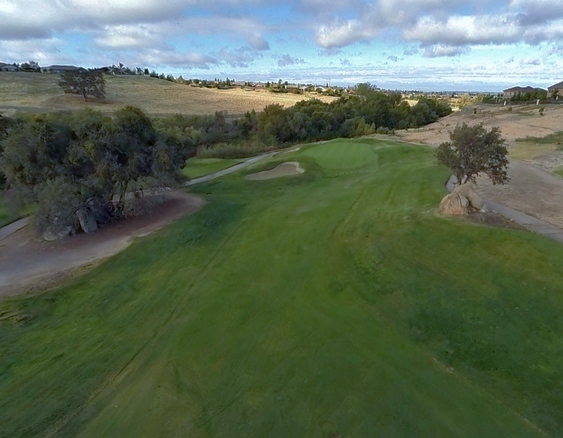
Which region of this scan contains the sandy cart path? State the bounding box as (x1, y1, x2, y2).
(475, 160, 563, 229)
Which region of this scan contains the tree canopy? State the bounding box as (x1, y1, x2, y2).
(436, 123, 509, 185)
(58, 69, 106, 101)
(1, 107, 193, 233)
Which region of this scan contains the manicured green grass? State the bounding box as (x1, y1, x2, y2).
(2, 139, 563, 436)
(182, 157, 246, 179)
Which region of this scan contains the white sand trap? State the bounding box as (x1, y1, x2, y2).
(245, 161, 305, 180)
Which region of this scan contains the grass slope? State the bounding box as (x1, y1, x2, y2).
(0, 72, 334, 117)
(2, 139, 563, 436)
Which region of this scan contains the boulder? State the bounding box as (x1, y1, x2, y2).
(86, 198, 111, 224)
(43, 225, 74, 241)
(439, 192, 469, 216)
(76, 207, 98, 233)
(453, 184, 485, 211)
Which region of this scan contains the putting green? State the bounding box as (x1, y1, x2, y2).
(301, 138, 383, 169)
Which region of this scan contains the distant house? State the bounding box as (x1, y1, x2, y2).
(502, 86, 546, 100)
(503, 86, 535, 98)
(0, 62, 19, 72)
(41, 65, 80, 74)
(548, 81, 563, 99)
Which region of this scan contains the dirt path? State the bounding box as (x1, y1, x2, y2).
(475, 160, 563, 229)
(0, 191, 204, 298)
(185, 151, 277, 185)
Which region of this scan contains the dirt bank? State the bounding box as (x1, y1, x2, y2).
(0, 191, 204, 298)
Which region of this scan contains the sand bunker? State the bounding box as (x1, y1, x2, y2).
(245, 161, 304, 180)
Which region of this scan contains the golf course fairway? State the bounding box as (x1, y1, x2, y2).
(2, 138, 563, 437)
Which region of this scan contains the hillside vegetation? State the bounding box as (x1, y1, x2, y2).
(1, 139, 562, 436)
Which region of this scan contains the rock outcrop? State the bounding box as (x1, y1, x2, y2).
(76, 207, 98, 233)
(87, 197, 111, 225)
(42, 225, 74, 241)
(439, 192, 469, 216)
(453, 184, 486, 211)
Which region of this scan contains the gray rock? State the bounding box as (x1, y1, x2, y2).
(76, 207, 98, 233)
(453, 183, 485, 210)
(43, 225, 74, 241)
(87, 198, 111, 224)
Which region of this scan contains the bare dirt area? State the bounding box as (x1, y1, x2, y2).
(396, 104, 563, 147)
(396, 104, 563, 230)
(0, 191, 204, 298)
(475, 161, 563, 228)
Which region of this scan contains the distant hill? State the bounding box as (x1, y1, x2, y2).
(0, 72, 335, 117)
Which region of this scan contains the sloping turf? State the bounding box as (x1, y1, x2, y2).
(1, 139, 563, 436)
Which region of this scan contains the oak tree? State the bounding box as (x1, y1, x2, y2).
(58, 69, 106, 101)
(436, 123, 509, 185)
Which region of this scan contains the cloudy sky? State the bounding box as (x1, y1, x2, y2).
(1, 0, 562, 91)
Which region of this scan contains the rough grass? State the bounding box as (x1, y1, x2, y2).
(510, 131, 563, 159)
(0, 73, 334, 117)
(2, 139, 563, 436)
(181, 158, 245, 179)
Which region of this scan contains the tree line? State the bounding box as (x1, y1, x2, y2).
(155, 85, 451, 156)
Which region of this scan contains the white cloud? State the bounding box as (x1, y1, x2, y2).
(213, 46, 264, 68)
(179, 17, 269, 50)
(94, 25, 165, 49)
(405, 15, 521, 46)
(423, 44, 470, 58)
(0, 38, 73, 65)
(511, 0, 563, 25)
(137, 49, 219, 69)
(277, 54, 305, 67)
(316, 20, 380, 49)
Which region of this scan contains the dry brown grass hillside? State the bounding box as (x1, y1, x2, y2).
(397, 103, 563, 163)
(0, 72, 335, 117)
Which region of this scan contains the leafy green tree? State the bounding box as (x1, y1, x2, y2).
(436, 123, 509, 185)
(0, 113, 19, 188)
(1, 107, 192, 234)
(20, 60, 40, 72)
(58, 69, 106, 101)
